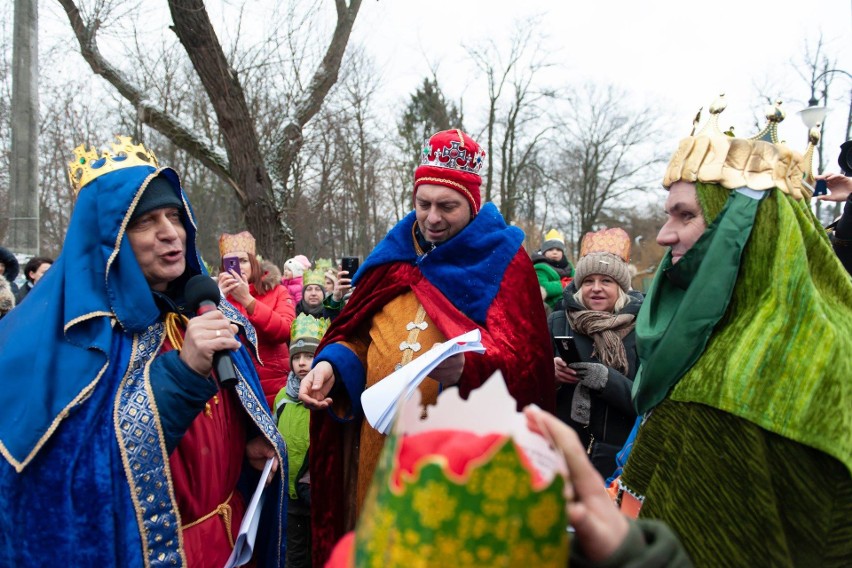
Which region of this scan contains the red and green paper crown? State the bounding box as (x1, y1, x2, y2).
(329, 372, 570, 567)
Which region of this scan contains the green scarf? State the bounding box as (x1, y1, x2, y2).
(632, 188, 763, 413)
(635, 182, 852, 473)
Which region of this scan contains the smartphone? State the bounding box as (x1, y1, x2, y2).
(553, 336, 581, 364)
(223, 256, 241, 277)
(341, 256, 360, 276)
(814, 178, 828, 197)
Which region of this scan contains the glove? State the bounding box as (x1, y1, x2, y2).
(568, 362, 608, 391)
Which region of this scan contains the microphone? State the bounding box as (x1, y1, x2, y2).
(185, 274, 239, 388)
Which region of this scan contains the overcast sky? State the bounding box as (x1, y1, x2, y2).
(37, 0, 852, 170)
(348, 0, 851, 165)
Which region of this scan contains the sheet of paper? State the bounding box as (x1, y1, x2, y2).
(399, 371, 568, 484)
(223, 457, 274, 568)
(361, 329, 486, 434)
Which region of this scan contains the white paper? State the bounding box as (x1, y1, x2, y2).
(360, 329, 486, 434)
(223, 457, 274, 568)
(398, 371, 567, 484)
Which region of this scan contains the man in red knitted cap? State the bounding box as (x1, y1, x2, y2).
(299, 128, 556, 566)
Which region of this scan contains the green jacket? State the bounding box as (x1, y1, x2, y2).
(274, 386, 310, 499)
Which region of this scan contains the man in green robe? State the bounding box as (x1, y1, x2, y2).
(621, 102, 852, 566)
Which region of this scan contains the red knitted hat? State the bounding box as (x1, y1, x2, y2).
(414, 129, 485, 216)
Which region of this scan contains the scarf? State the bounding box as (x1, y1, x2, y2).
(567, 307, 635, 426)
(298, 299, 325, 318)
(567, 310, 635, 374)
(285, 370, 301, 400)
(632, 187, 763, 414)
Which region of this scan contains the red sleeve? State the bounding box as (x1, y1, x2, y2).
(247, 286, 295, 343)
(414, 250, 556, 412)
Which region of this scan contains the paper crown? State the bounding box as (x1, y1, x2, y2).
(543, 229, 564, 244)
(303, 269, 326, 288)
(338, 373, 569, 567)
(67, 135, 159, 195)
(291, 313, 330, 343)
(314, 258, 333, 273)
(579, 227, 631, 262)
(663, 95, 810, 199)
(218, 231, 256, 257)
(414, 129, 485, 215)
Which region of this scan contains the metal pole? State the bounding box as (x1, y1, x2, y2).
(8, 0, 39, 256)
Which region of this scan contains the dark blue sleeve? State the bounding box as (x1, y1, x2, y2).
(149, 350, 219, 454)
(313, 342, 365, 422)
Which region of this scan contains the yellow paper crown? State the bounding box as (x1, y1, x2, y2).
(67, 135, 159, 195)
(303, 269, 326, 288)
(290, 313, 330, 344)
(580, 228, 631, 262)
(543, 229, 564, 244)
(218, 231, 256, 257)
(663, 95, 809, 199)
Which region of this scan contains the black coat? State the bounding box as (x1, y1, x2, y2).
(547, 284, 643, 478)
(0, 247, 19, 295)
(831, 196, 852, 276)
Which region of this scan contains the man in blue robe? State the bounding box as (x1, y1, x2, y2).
(0, 137, 287, 567)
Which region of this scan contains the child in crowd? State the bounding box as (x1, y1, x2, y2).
(532, 228, 575, 312)
(282, 258, 306, 302)
(274, 313, 330, 568)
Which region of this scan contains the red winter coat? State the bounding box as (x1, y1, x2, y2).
(228, 283, 296, 409)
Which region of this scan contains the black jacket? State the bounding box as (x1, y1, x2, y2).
(831, 196, 852, 276)
(0, 247, 19, 296)
(547, 284, 643, 478)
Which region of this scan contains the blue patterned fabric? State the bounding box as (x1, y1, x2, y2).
(0, 165, 287, 566)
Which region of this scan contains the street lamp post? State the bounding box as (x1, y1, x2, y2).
(797, 68, 851, 223)
(797, 68, 852, 137)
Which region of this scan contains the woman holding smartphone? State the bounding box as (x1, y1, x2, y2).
(547, 228, 642, 478)
(218, 231, 296, 410)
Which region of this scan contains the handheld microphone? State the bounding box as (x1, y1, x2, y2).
(185, 274, 239, 388)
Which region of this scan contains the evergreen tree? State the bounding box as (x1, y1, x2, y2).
(398, 78, 463, 175)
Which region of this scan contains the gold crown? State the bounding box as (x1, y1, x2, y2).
(68, 135, 159, 195)
(663, 94, 810, 200)
(219, 231, 256, 257)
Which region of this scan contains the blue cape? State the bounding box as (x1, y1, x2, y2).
(355, 202, 524, 324)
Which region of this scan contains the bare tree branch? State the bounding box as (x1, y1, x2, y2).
(57, 0, 237, 192)
(273, 0, 363, 195)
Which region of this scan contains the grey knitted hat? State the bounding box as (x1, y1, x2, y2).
(573, 252, 631, 292)
(131, 176, 183, 221)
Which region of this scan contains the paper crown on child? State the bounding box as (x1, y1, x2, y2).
(579, 227, 631, 262)
(541, 228, 566, 253)
(290, 313, 330, 357)
(218, 231, 256, 257)
(302, 269, 326, 288)
(327, 372, 569, 567)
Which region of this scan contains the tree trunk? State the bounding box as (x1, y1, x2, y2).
(167, 0, 288, 263)
(59, 0, 362, 266)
